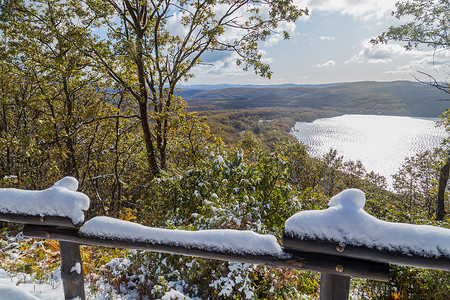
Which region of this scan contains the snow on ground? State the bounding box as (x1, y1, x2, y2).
(80, 216, 286, 257)
(161, 289, 191, 300)
(285, 189, 450, 258)
(0, 284, 42, 300)
(0, 267, 191, 300)
(0, 268, 64, 300)
(0, 177, 90, 225)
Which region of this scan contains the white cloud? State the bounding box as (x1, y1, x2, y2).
(168, 3, 297, 49)
(319, 36, 335, 41)
(166, 11, 189, 36)
(346, 39, 424, 64)
(303, 0, 397, 20)
(386, 50, 450, 77)
(265, 21, 297, 47)
(258, 49, 273, 64)
(197, 52, 242, 76)
(315, 60, 336, 68)
(193, 48, 274, 80)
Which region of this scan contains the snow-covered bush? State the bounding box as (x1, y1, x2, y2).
(140, 149, 301, 235)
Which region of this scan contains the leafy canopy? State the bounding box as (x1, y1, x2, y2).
(375, 0, 449, 50)
(374, 0, 449, 95)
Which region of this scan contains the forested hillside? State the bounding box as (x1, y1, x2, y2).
(182, 81, 448, 116)
(179, 81, 449, 145)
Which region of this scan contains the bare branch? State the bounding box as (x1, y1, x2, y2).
(413, 71, 450, 96)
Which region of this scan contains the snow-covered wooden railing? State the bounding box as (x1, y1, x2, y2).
(284, 189, 450, 271)
(0, 177, 89, 299)
(284, 189, 450, 298)
(0, 177, 88, 227)
(1, 178, 449, 300)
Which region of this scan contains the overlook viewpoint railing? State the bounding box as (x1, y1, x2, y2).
(0, 177, 449, 300)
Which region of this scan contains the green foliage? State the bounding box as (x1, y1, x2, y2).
(379, 0, 450, 50)
(0, 237, 61, 283)
(140, 147, 300, 234)
(167, 98, 219, 172)
(392, 149, 443, 220)
(93, 251, 320, 299)
(354, 266, 450, 300)
(374, 0, 449, 94)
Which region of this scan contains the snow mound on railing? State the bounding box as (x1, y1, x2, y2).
(0, 177, 89, 225)
(80, 216, 286, 258)
(285, 188, 450, 258)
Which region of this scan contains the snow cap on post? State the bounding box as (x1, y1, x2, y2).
(0, 177, 90, 226)
(52, 176, 79, 191)
(284, 188, 450, 259)
(328, 188, 366, 210)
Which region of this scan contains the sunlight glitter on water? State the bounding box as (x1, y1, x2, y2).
(292, 114, 448, 184)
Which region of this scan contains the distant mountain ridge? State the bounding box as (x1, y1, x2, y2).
(179, 82, 344, 90)
(180, 81, 449, 117)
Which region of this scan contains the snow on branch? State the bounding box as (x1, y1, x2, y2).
(80, 216, 286, 258)
(0, 177, 90, 225)
(285, 189, 450, 259)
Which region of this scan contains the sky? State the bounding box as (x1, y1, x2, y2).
(187, 0, 450, 85)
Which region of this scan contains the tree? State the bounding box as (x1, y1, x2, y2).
(0, 0, 147, 216)
(374, 0, 449, 220)
(437, 109, 450, 220)
(68, 0, 307, 177)
(0, 0, 109, 178)
(392, 150, 441, 218)
(373, 0, 449, 94)
(321, 149, 343, 196)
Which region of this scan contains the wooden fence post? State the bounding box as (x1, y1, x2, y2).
(320, 272, 350, 300)
(59, 241, 85, 300)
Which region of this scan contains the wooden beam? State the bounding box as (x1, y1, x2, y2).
(0, 212, 79, 227)
(59, 241, 86, 300)
(286, 248, 389, 281)
(283, 235, 450, 271)
(22, 225, 390, 281)
(320, 273, 350, 300)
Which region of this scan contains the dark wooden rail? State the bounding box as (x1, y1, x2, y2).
(0, 212, 79, 228)
(22, 224, 391, 281)
(283, 235, 450, 271)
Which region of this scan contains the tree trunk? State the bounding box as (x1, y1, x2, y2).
(320, 273, 350, 300)
(132, 4, 161, 177)
(139, 101, 160, 177)
(436, 152, 450, 221)
(59, 241, 85, 300)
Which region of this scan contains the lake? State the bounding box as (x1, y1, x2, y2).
(292, 114, 448, 183)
